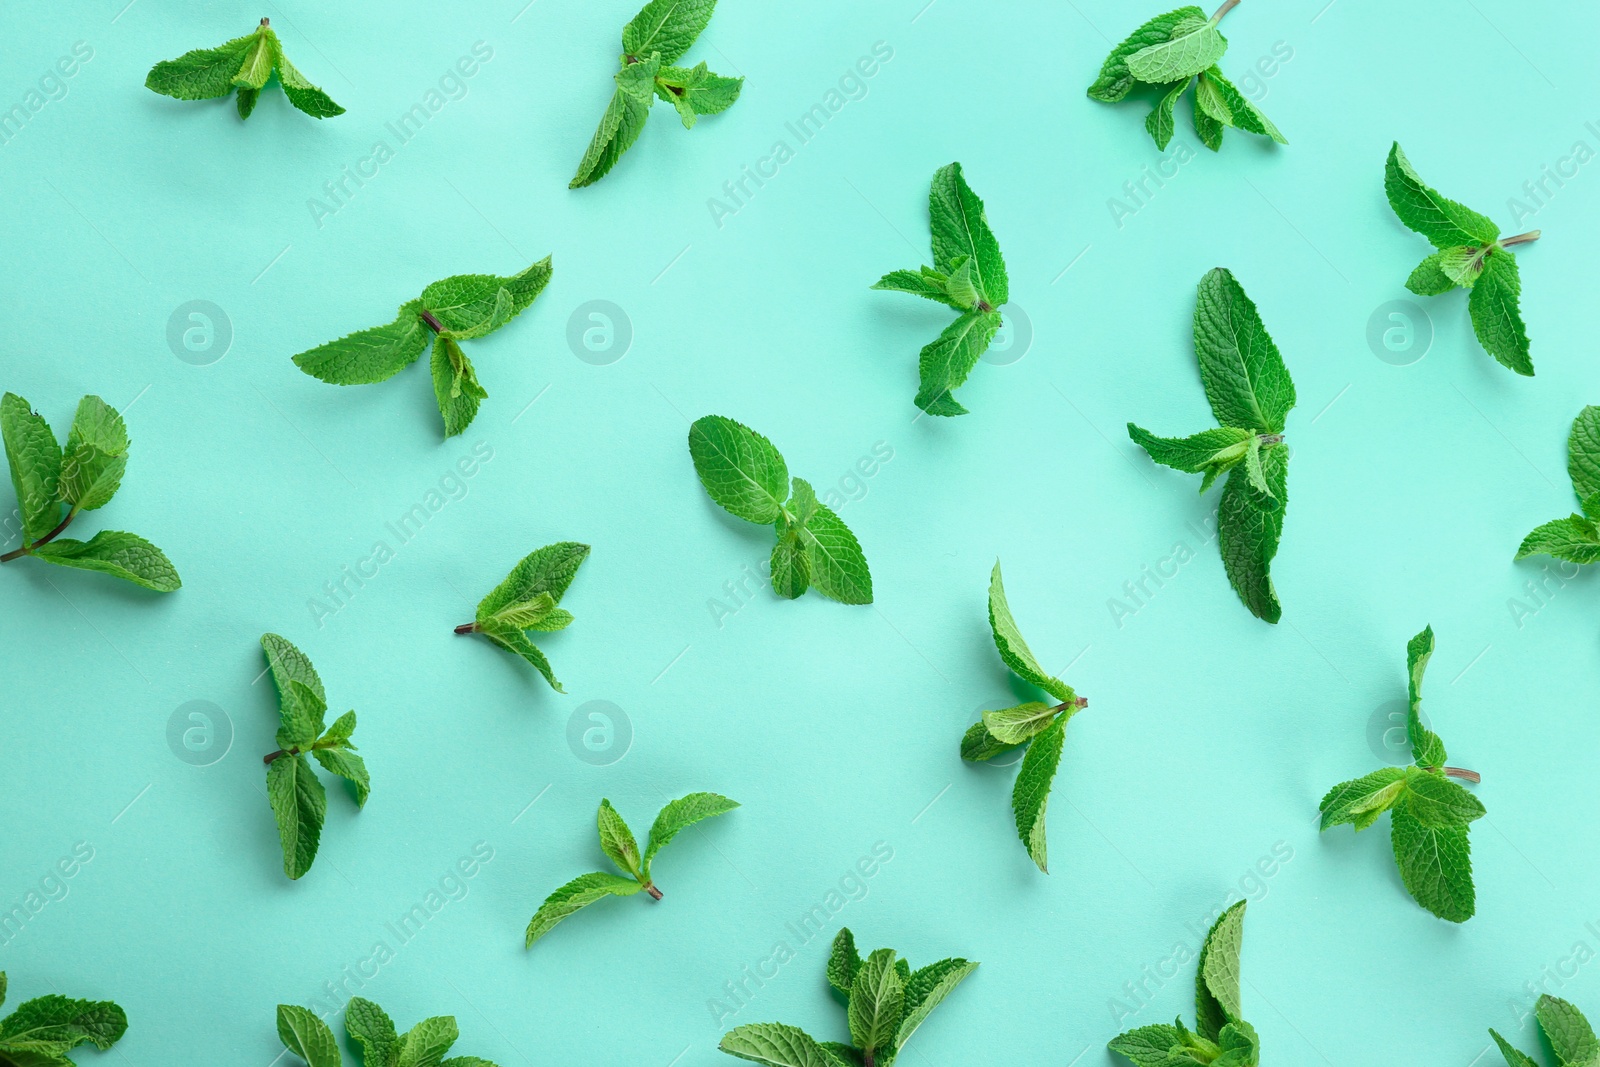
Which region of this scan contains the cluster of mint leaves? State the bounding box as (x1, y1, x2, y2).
(0, 393, 180, 592)
(292, 258, 553, 437)
(571, 0, 743, 188)
(1386, 142, 1539, 375)
(276, 998, 500, 1067)
(456, 541, 589, 691)
(1516, 406, 1600, 565)
(688, 415, 872, 604)
(146, 18, 343, 120)
(720, 928, 977, 1067)
(526, 792, 738, 947)
(872, 163, 1011, 416)
(1088, 3, 1286, 153)
(960, 562, 1087, 873)
(1127, 268, 1295, 623)
(0, 973, 127, 1067)
(261, 633, 370, 881)
(1319, 626, 1484, 922)
(1491, 994, 1599, 1067)
(1109, 901, 1258, 1067)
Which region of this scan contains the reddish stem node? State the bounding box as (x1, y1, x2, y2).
(454, 622, 478, 635)
(1443, 766, 1481, 784)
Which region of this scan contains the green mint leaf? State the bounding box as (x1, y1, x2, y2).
(959, 719, 1019, 763)
(928, 163, 1008, 307)
(1405, 252, 1457, 296)
(1213, 1021, 1260, 1067)
(277, 1004, 341, 1067)
(313, 746, 370, 808)
(145, 32, 257, 100)
(524, 872, 642, 948)
(642, 791, 739, 876)
(430, 334, 487, 438)
(419, 275, 521, 338)
(689, 415, 789, 525)
(1194, 268, 1295, 435)
(1405, 626, 1445, 767)
(1318, 767, 1406, 830)
(655, 61, 742, 127)
(1568, 407, 1600, 500)
(480, 591, 557, 630)
(1390, 801, 1475, 922)
(982, 702, 1061, 746)
(622, 0, 715, 64)
(1128, 424, 1252, 478)
(597, 799, 643, 878)
(397, 1016, 459, 1067)
(895, 958, 977, 1050)
(1145, 80, 1188, 150)
(770, 523, 810, 600)
(1109, 1023, 1185, 1067)
(479, 620, 564, 691)
(0, 993, 128, 1051)
(1195, 900, 1245, 1041)
(345, 997, 399, 1067)
(988, 561, 1074, 702)
(476, 541, 589, 623)
(719, 1023, 843, 1067)
(1194, 68, 1228, 124)
(1217, 445, 1287, 623)
(320, 709, 357, 747)
(147, 22, 340, 119)
(232, 29, 273, 89)
(847, 949, 905, 1057)
(915, 308, 1002, 416)
(1, 392, 63, 545)
(1125, 14, 1227, 83)
(1404, 769, 1485, 828)
(33, 531, 181, 592)
(943, 257, 980, 310)
(1241, 434, 1273, 505)
(293, 301, 431, 385)
(261, 632, 325, 706)
(570, 64, 656, 189)
(871, 269, 969, 311)
(795, 492, 872, 605)
(1488, 1029, 1539, 1067)
(58, 396, 129, 512)
(267, 753, 326, 880)
(1198, 67, 1286, 143)
(1537, 996, 1600, 1066)
(1468, 251, 1532, 375)
(271, 38, 345, 118)
(1516, 516, 1600, 563)
(1193, 89, 1224, 151)
(826, 929, 862, 997)
(1439, 245, 1491, 288)
(1384, 142, 1501, 248)
(1012, 714, 1066, 873)
(278, 679, 327, 750)
(1088, 7, 1206, 101)
(236, 86, 261, 119)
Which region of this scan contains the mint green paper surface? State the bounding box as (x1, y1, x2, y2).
(2, 1, 1598, 1063)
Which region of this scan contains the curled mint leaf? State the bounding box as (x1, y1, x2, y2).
(146, 19, 343, 119)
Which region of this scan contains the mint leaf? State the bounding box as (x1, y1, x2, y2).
(278, 679, 327, 750)
(1405, 625, 1445, 767)
(145, 33, 256, 99)
(1, 392, 62, 545)
(1198, 67, 1286, 143)
(1439, 244, 1491, 288)
(796, 493, 872, 605)
(720, 1023, 843, 1067)
(1385, 142, 1500, 248)
(689, 416, 789, 524)
(524, 872, 643, 947)
(1196, 901, 1245, 1040)
(1570, 407, 1600, 500)
(959, 719, 1019, 763)
(1318, 767, 1406, 830)
(1489, 1029, 1540, 1067)
(1112, 905, 1256, 1066)
(847, 949, 904, 1058)
(1518, 409, 1600, 564)
(1216, 445, 1287, 623)
(32, 531, 181, 592)
(1125, 14, 1227, 83)
(827, 929, 862, 997)
(1405, 253, 1457, 296)
(1404, 770, 1485, 828)
(870, 269, 969, 311)
(147, 21, 341, 119)
(598, 799, 643, 878)
(771, 521, 810, 599)
(465, 542, 588, 689)
(987, 561, 1073, 702)
(1128, 424, 1252, 481)
(1538, 996, 1600, 1066)
(277, 1005, 341, 1067)
(981, 702, 1060, 746)
(338, 1000, 502, 1067)
(313, 745, 370, 808)
(1012, 714, 1066, 873)
(1391, 802, 1475, 922)
(1468, 251, 1532, 375)
(0, 990, 129, 1053)
(271, 39, 344, 118)
(267, 754, 326, 881)
(641, 791, 739, 876)
(429, 334, 487, 438)
(1193, 89, 1224, 151)
(1516, 517, 1600, 563)
(1146, 79, 1188, 150)
(915, 308, 1003, 417)
(1194, 268, 1295, 434)
(622, 0, 715, 64)
(479, 621, 564, 691)
(1088, 7, 1206, 102)
(655, 61, 742, 127)
(896, 959, 977, 1049)
(929, 163, 1008, 307)
(1108, 1023, 1185, 1067)
(293, 301, 431, 385)
(346, 997, 399, 1067)
(397, 1015, 459, 1067)
(571, 83, 653, 189)
(58, 397, 128, 512)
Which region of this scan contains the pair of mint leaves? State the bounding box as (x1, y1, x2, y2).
(146, 18, 343, 120)
(1319, 626, 1484, 922)
(276, 998, 499, 1067)
(0, 973, 127, 1067)
(872, 163, 1011, 416)
(1088, 4, 1286, 152)
(1109, 902, 1258, 1067)
(571, 0, 743, 188)
(456, 541, 588, 692)
(1387, 143, 1539, 375)
(1518, 407, 1600, 565)
(1492, 995, 1600, 1067)
(960, 562, 1086, 873)
(719, 928, 977, 1067)
(292, 258, 553, 437)
(526, 792, 738, 947)
(1128, 268, 1294, 623)
(0, 393, 180, 592)
(689, 416, 873, 604)
(261, 634, 370, 881)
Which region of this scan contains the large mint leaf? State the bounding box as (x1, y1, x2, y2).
(928, 163, 1008, 306)
(1195, 900, 1245, 1040)
(1385, 143, 1500, 248)
(1012, 714, 1066, 873)
(293, 302, 431, 385)
(719, 1023, 845, 1067)
(1, 392, 63, 545)
(145, 33, 256, 100)
(476, 542, 590, 621)
(268, 753, 326, 880)
(1468, 251, 1532, 376)
(525, 872, 642, 947)
(1125, 15, 1227, 84)
(33, 531, 181, 592)
(1390, 800, 1474, 922)
(1216, 446, 1287, 622)
(1087, 7, 1206, 101)
(622, 0, 715, 64)
(642, 792, 738, 876)
(915, 308, 1002, 416)
(277, 1005, 341, 1067)
(988, 561, 1073, 702)
(688, 415, 789, 524)
(1193, 268, 1295, 434)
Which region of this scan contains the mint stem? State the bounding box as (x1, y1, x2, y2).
(420, 309, 444, 333)
(260, 16, 270, 26)
(1501, 230, 1541, 247)
(454, 622, 479, 634)
(977, 300, 994, 313)
(1211, 0, 1240, 21)
(1055, 697, 1089, 712)
(0, 509, 77, 562)
(264, 747, 297, 765)
(1443, 766, 1481, 783)
(643, 881, 663, 900)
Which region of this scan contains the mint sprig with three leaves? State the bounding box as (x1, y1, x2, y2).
(1517, 407, 1600, 565)
(455, 541, 588, 691)
(525, 792, 738, 947)
(1386, 142, 1540, 375)
(292, 257, 553, 437)
(260, 633, 370, 881)
(1319, 626, 1484, 923)
(0, 972, 128, 1067)
(688, 415, 872, 604)
(1, 393, 180, 592)
(1489, 994, 1599, 1067)
(960, 562, 1087, 873)
(275, 998, 503, 1067)
(872, 163, 1011, 416)
(1127, 268, 1295, 623)
(146, 18, 343, 121)
(1109, 901, 1258, 1067)
(570, 0, 743, 188)
(1087, 2, 1286, 153)
(720, 928, 977, 1067)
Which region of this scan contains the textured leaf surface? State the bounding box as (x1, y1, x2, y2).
(797, 499, 872, 605)
(524, 872, 642, 947)
(313, 747, 370, 807)
(570, 70, 654, 188)
(1125, 15, 1227, 84)
(1385, 143, 1500, 247)
(292, 302, 430, 385)
(1145, 80, 1188, 149)
(1087, 7, 1206, 101)
(277, 1004, 341, 1067)
(1468, 251, 1532, 375)
(622, 0, 715, 64)
(1405, 626, 1445, 767)
(928, 163, 1008, 305)
(642, 792, 738, 875)
(988, 561, 1073, 701)
(1537, 995, 1599, 1066)
(1318, 767, 1406, 830)
(1193, 268, 1295, 434)
(688, 416, 789, 524)
(345, 997, 399, 1067)
(1216, 446, 1287, 622)
(1515, 516, 1600, 563)
(1012, 715, 1066, 873)
(1, 392, 63, 545)
(477, 542, 590, 621)
(1405, 252, 1457, 296)
(1196, 901, 1245, 1040)
(896, 958, 976, 1048)
(1390, 801, 1475, 921)
(826, 929, 862, 997)
(145, 33, 255, 100)
(719, 1023, 843, 1067)
(33, 531, 181, 592)
(597, 799, 642, 878)
(0, 994, 127, 1051)
(847, 949, 904, 1056)
(914, 308, 1002, 416)
(58, 396, 128, 512)
(268, 754, 326, 880)
(479, 621, 563, 691)
(1108, 1023, 1184, 1067)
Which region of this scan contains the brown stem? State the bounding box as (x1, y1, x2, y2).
(454, 622, 478, 634)
(264, 749, 287, 764)
(977, 300, 994, 314)
(1211, 0, 1240, 21)
(643, 882, 663, 900)
(1443, 766, 1481, 784)
(260, 17, 270, 26)
(420, 309, 444, 333)
(1055, 697, 1089, 712)
(1501, 230, 1541, 247)
(0, 510, 76, 562)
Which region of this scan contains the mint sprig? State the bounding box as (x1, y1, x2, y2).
(1386, 142, 1539, 375)
(1109, 902, 1258, 1067)
(456, 541, 589, 691)
(292, 258, 553, 437)
(1517, 407, 1600, 565)
(872, 163, 1010, 416)
(960, 561, 1087, 873)
(525, 792, 738, 947)
(1489, 994, 1599, 1067)
(1319, 626, 1484, 922)
(688, 416, 872, 604)
(260, 633, 369, 881)
(0, 972, 128, 1065)
(1088, 3, 1286, 153)
(146, 18, 343, 120)
(0, 392, 181, 592)
(720, 928, 977, 1067)
(276, 997, 504, 1067)
(571, 0, 743, 188)
(1127, 268, 1295, 623)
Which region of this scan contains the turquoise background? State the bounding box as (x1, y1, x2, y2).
(2, 0, 1599, 1062)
